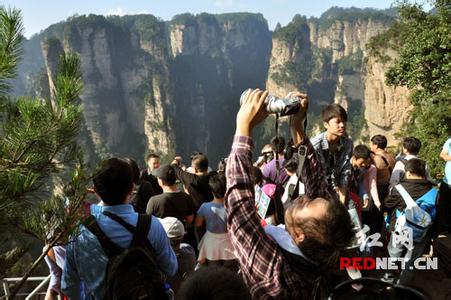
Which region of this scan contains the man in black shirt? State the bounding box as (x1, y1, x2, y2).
(140, 153, 163, 195)
(171, 153, 213, 210)
(146, 164, 195, 225)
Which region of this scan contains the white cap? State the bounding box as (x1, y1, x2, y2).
(160, 217, 185, 239)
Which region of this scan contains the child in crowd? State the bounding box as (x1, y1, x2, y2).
(194, 174, 237, 269)
(160, 217, 196, 295)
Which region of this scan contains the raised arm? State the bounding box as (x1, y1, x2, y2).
(288, 92, 333, 200)
(172, 163, 198, 186)
(225, 89, 282, 285)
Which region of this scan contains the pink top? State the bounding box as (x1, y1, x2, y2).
(363, 165, 380, 209)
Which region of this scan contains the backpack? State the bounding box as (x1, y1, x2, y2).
(84, 212, 169, 300)
(375, 153, 393, 174)
(394, 185, 438, 242)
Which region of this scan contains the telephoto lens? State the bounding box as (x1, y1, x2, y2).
(240, 89, 301, 116)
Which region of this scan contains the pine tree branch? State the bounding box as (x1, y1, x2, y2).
(9, 231, 63, 298)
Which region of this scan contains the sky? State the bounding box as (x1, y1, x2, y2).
(3, 0, 405, 39)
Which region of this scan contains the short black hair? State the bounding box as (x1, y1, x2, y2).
(405, 158, 426, 178)
(123, 157, 140, 184)
(146, 153, 160, 161)
(271, 136, 285, 154)
(193, 154, 209, 172)
(284, 159, 298, 173)
(93, 158, 134, 205)
(160, 171, 176, 186)
(178, 267, 251, 300)
(209, 173, 226, 199)
(370, 135, 388, 149)
(353, 144, 371, 160)
(190, 151, 202, 160)
(403, 137, 421, 155)
(321, 104, 348, 123)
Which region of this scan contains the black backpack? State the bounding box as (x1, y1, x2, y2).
(84, 212, 168, 300)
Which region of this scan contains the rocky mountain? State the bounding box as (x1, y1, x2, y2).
(12, 8, 410, 166)
(266, 7, 411, 145)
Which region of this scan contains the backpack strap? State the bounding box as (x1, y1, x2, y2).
(103, 211, 137, 232)
(376, 154, 392, 173)
(103, 211, 156, 252)
(394, 184, 417, 209)
(83, 215, 122, 257)
(133, 214, 154, 249)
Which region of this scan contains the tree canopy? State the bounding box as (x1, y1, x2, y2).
(0, 6, 87, 290)
(369, 0, 450, 177)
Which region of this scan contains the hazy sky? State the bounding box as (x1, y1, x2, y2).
(3, 0, 403, 38)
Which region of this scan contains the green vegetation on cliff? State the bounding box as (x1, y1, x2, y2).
(318, 6, 395, 29)
(369, 0, 450, 177)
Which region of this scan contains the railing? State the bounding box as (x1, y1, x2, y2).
(2, 275, 50, 299)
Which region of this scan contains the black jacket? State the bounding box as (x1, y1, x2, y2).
(140, 169, 163, 195)
(172, 165, 213, 210)
(385, 178, 433, 231)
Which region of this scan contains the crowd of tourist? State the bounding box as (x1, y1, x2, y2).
(42, 89, 450, 299)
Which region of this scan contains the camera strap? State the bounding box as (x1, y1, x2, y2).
(287, 145, 308, 202)
(296, 145, 307, 178)
(274, 113, 281, 181)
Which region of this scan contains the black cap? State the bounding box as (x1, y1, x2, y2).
(152, 164, 176, 182)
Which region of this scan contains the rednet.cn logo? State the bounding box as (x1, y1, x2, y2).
(339, 257, 438, 271)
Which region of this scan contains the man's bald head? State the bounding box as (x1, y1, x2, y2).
(285, 196, 354, 266)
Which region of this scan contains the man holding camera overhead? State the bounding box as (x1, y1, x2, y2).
(225, 89, 354, 299)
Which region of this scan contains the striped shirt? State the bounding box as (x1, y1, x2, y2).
(225, 135, 331, 299)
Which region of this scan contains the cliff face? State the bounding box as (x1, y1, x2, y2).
(40, 15, 177, 161)
(30, 13, 271, 164)
(169, 13, 271, 159)
(266, 8, 407, 142)
(364, 55, 411, 145)
(14, 8, 408, 165)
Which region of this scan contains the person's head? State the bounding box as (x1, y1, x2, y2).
(160, 217, 185, 249)
(284, 159, 298, 176)
(284, 196, 354, 266)
(271, 136, 285, 155)
(321, 104, 348, 137)
(209, 173, 226, 199)
(402, 137, 421, 155)
(146, 153, 160, 172)
(192, 153, 209, 173)
(178, 266, 251, 300)
(152, 164, 176, 187)
(370, 135, 388, 151)
(123, 157, 140, 185)
(93, 157, 134, 205)
(352, 145, 372, 169)
(405, 158, 426, 179)
(261, 144, 273, 154)
(261, 144, 274, 164)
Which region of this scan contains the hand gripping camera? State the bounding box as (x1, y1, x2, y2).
(240, 89, 301, 117)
